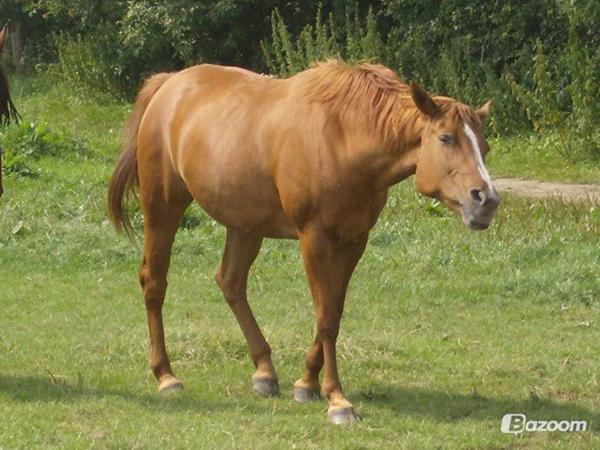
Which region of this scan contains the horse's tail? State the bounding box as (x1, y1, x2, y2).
(108, 72, 174, 235)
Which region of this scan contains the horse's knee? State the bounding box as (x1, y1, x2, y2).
(317, 317, 341, 342)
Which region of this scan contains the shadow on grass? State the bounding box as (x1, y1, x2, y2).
(2, 373, 598, 429)
(0, 373, 237, 413)
(355, 383, 598, 430)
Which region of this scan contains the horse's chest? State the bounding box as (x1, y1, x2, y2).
(320, 190, 388, 241)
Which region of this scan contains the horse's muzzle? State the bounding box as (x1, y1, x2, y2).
(461, 187, 500, 230)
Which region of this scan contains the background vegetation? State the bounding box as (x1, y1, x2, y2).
(0, 0, 598, 166)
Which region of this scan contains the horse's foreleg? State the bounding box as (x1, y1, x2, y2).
(299, 225, 368, 424)
(139, 199, 189, 393)
(215, 228, 279, 396)
(294, 232, 367, 404)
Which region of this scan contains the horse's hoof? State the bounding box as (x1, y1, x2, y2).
(327, 406, 360, 425)
(158, 377, 184, 394)
(252, 377, 280, 397)
(293, 386, 321, 403)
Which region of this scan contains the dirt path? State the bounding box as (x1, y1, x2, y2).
(494, 178, 600, 202)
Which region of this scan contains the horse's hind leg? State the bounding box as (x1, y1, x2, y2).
(293, 335, 323, 402)
(139, 187, 191, 393)
(215, 228, 279, 396)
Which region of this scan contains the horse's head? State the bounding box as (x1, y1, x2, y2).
(410, 83, 499, 230)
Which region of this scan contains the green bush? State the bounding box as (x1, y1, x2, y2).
(1, 121, 91, 176)
(51, 31, 131, 98)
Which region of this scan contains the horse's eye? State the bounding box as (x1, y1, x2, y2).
(439, 134, 455, 145)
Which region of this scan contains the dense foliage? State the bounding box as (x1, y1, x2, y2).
(0, 0, 598, 159)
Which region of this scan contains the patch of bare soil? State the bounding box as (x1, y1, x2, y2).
(494, 178, 600, 202)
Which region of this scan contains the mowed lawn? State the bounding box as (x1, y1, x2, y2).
(0, 77, 599, 449)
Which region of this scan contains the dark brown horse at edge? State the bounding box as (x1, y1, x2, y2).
(0, 24, 22, 198)
(108, 60, 499, 424)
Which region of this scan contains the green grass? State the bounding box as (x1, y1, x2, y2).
(488, 134, 600, 183)
(0, 74, 599, 449)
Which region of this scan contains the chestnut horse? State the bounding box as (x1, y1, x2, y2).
(108, 60, 499, 424)
(0, 24, 21, 197)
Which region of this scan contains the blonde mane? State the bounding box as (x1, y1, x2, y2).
(301, 60, 479, 146)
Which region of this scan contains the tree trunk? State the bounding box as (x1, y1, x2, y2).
(10, 21, 23, 69)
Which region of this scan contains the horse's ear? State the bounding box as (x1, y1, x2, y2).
(410, 82, 439, 118)
(476, 101, 492, 122)
(0, 25, 8, 55)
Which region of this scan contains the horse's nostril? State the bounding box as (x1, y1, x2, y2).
(469, 188, 485, 204)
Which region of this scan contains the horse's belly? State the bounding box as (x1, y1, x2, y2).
(183, 163, 296, 237)
(169, 76, 298, 237)
(200, 196, 296, 238)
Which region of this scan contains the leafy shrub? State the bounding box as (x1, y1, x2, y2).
(1, 146, 34, 177)
(1, 121, 91, 176)
(44, 1, 321, 98)
(119, 2, 198, 66)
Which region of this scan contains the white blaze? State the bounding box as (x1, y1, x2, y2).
(464, 124, 493, 190)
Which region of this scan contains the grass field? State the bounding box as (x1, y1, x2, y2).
(0, 75, 599, 449)
(488, 134, 600, 184)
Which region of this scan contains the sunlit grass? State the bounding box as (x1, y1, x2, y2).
(488, 133, 600, 183)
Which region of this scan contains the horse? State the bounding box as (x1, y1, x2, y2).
(108, 60, 499, 424)
(0, 24, 22, 198)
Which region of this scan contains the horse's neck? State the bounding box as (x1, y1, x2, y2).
(370, 107, 425, 190)
(328, 94, 424, 191)
(370, 141, 420, 190)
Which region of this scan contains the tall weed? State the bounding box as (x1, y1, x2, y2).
(51, 31, 129, 98)
(261, 4, 383, 77)
(508, 35, 599, 162)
